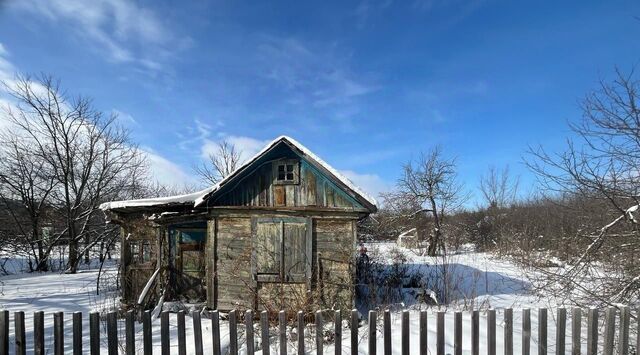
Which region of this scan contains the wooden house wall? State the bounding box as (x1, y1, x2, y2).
(314, 219, 355, 311)
(213, 160, 362, 210)
(213, 217, 255, 310)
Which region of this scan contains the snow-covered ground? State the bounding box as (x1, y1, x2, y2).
(0, 244, 629, 354)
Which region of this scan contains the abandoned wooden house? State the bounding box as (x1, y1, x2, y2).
(100, 136, 377, 312)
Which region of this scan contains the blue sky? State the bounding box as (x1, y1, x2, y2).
(0, 0, 638, 206)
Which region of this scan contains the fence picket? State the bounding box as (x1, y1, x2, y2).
(368, 310, 376, 355)
(556, 308, 566, 355)
(419, 311, 428, 355)
(504, 308, 513, 355)
(229, 310, 238, 355)
(54, 311, 64, 355)
(126, 310, 135, 355)
(454, 311, 462, 355)
(89, 311, 100, 355)
(538, 308, 547, 355)
(488, 309, 496, 355)
(402, 310, 409, 355)
(437, 311, 445, 355)
(193, 311, 203, 355)
(334, 310, 342, 355)
(618, 306, 630, 355)
(34, 311, 44, 355)
(298, 311, 305, 355)
(603, 308, 615, 355)
(246, 310, 254, 355)
(316, 310, 323, 355)
(15, 311, 25, 355)
(279, 310, 287, 355)
(211, 310, 221, 355)
(523, 309, 531, 355)
(383, 310, 391, 355)
(471, 310, 479, 355)
(571, 308, 581, 355)
(161, 311, 170, 355)
(1, 310, 9, 355)
(107, 311, 118, 355)
(350, 309, 358, 355)
(177, 311, 186, 355)
(586, 309, 598, 355)
(143, 310, 152, 355)
(262, 311, 270, 355)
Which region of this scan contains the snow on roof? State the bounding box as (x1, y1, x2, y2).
(100, 135, 378, 211)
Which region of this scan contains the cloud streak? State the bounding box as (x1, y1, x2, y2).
(10, 0, 191, 70)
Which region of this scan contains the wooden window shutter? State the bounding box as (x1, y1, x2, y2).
(252, 217, 311, 284)
(283, 219, 310, 282)
(254, 218, 282, 281)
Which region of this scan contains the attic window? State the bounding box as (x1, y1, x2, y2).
(274, 160, 299, 184)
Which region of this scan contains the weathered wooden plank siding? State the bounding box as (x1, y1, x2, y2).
(314, 219, 354, 311)
(215, 217, 254, 310)
(120, 219, 158, 302)
(214, 159, 363, 210)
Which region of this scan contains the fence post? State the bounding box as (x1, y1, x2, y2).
(603, 307, 615, 355)
(211, 310, 221, 355)
(437, 311, 445, 355)
(556, 308, 566, 355)
(368, 310, 376, 355)
(402, 310, 410, 355)
(246, 310, 255, 355)
(107, 311, 118, 355)
(193, 311, 203, 355)
(350, 309, 358, 355)
(522, 309, 531, 355)
(420, 311, 428, 355)
(471, 310, 479, 355)
(15, 311, 25, 355)
(262, 311, 270, 355)
(1, 310, 9, 355)
(34, 311, 44, 355)
(279, 310, 287, 355)
(586, 308, 598, 355)
(383, 310, 391, 355)
(297, 311, 305, 355)
(454, 311, 462, 355)
(571, 308, 581, 355)
(54, 311, 64, 355)
(504, 308, 513, 355)
(143, 310, 152, 355)
(89, 311, 100, 355)
(538, 308, 547, 355)
(161, 311, 170, 355)
(334, 310, 342, 355)
(126, 310, 135, 355)
(618, 306, 630, 355)
(177, 310, 186, 355)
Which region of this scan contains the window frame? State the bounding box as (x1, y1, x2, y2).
(272, 159, 300, 185)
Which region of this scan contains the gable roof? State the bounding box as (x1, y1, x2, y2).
(100, 136, 378, 213)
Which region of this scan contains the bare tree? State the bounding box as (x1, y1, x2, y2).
(390, 146, 467, 256)
(479, 165, 519, 209)
(527, 68, 640, 306)
(0, 133, 57, 271)
(1, 74, 147, 273)
(194, 140, 242, 185)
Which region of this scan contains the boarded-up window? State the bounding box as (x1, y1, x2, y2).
(253, 217, 310, 283)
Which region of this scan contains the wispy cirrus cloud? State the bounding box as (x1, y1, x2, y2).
(10, 0, 192, 71)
